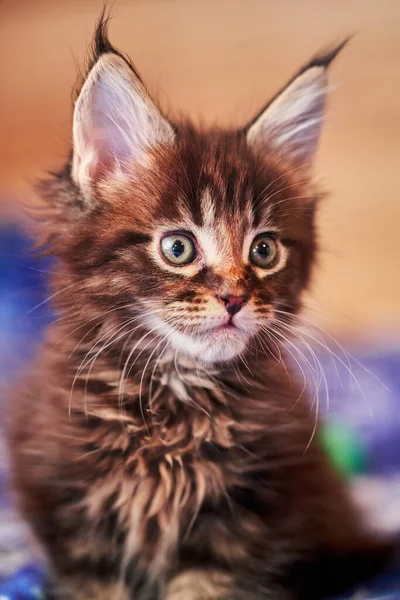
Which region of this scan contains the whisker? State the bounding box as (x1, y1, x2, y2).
(273, 310, 377, 418)
(255, 163, 309, 201)
(148, 338, 171, 409)
(69, 317, 144, 416)
(262, 326, 309, 409)
(19, 281, 78, 319)
(273, 320, 329, 412)
(135, 332, 166, 437)
(56, 303, 135, 347)
(256, 179, 312, 211)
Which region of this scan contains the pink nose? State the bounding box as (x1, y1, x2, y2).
(219, 295, 247, 316)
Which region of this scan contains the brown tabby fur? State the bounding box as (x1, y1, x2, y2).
(9, 15, 395, 600)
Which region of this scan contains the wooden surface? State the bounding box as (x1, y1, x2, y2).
(1, 0, 399, 340)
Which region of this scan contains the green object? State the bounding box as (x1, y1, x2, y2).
(320, 421, 366, 478)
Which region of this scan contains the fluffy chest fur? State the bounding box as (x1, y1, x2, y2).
(15, 332, 315, 589)
(56, 347, 311, 576)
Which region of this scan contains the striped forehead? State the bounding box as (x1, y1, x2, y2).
(190, 188, 254, 268)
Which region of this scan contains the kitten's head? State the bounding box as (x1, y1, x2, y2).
(44, 18, 345, 364)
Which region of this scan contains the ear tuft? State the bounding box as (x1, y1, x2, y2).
(87, 8, 144, 86)
(92, 9, 116, 59)
(246, 39, 349, 167)
(299, 38, 351, 72)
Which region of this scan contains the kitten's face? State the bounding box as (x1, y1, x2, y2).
(49, 38, 336, 365)
(64, 131, 315, 364)
(123, 137, 314, 364)
(149, 207, 284, 364)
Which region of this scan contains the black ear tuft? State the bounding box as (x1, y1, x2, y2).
(244, 38, 350, 136)
(72, 7, 145, 105)
(245, 38, 351, 165)
(86, 7, 144, 83)
(92, 8, 115, 59)
(298, 37, 351, 74)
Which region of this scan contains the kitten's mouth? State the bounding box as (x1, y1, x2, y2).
(164, 315, 255, 363)
(213, 321, 237, 332)
(199, 319, 244, 340)
(202, 315, 239, 335)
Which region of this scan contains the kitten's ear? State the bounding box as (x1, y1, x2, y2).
(245, 42, 347, 167)
(72, 23, 175, 197)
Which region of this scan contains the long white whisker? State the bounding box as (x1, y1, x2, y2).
(69, 317, 142, 416)
(274, 312, 375, 418)
(255, 163, 310, 204)
(148, 338, 171, 410)
(263, 326, 309, 409)
(273, 320, 330, 412)
(56, 303, 135, 347)
(20, 282, 78, 319)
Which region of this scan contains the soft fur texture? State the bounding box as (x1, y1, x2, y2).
(9, 15, 395, 600)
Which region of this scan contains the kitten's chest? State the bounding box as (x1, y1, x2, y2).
(80, 383, 242, 574)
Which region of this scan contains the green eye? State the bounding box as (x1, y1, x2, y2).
(250, 234, 279, 269)
(160, 234, 196, 265)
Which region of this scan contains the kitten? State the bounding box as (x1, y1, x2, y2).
(9, 15, 395, 600)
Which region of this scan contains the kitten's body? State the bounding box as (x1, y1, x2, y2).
(9, 17, 394, 600)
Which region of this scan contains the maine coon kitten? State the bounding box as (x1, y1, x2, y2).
(10, 16, 395, 600)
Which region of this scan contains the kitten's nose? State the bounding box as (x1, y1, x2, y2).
(219, 294, 248, 316)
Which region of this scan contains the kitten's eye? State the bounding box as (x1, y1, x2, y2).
(250, 234, 279, 269)
(160, 234, 196, 265)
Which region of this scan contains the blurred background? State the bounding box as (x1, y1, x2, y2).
(1, 1, 400, 596)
